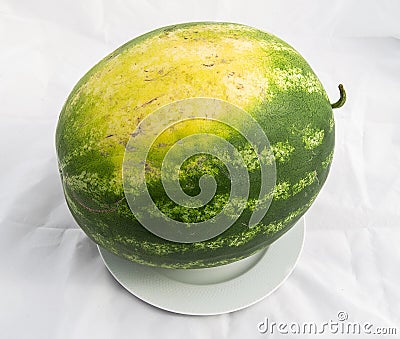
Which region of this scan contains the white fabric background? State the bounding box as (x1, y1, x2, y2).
(1, 1, 399, 338)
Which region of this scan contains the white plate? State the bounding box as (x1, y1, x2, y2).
(98, 217, 305, 315)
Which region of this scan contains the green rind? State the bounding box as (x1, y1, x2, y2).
(56, 22, 334, 268)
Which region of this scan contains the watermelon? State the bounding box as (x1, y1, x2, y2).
(56, 22, 345, 268)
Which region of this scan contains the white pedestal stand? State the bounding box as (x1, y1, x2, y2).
(98, 218, 305, 315)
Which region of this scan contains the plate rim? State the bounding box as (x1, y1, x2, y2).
(98, 217, 305, 315)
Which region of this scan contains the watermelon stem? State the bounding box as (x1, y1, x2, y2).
(331, 84, 346, 109)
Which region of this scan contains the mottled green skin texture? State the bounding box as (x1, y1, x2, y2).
(56, 22, 334, 268)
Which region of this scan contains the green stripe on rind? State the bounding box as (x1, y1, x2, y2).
(64, 175, 318, 268)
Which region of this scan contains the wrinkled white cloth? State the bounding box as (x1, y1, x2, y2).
(0, 1, 399, 338)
